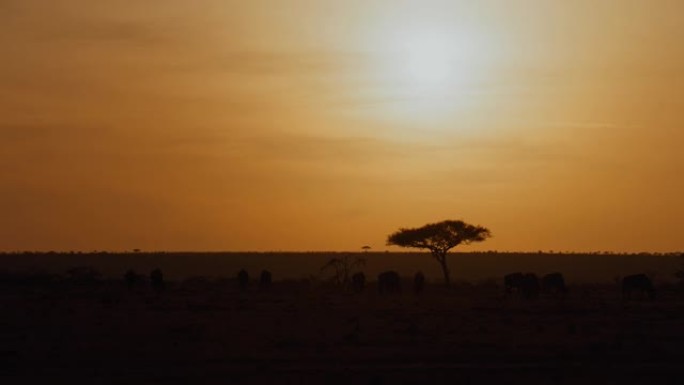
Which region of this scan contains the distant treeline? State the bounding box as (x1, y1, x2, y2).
(1, 251, 681, 284)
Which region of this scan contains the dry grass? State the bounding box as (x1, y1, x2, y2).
(2, 275, 684, 384)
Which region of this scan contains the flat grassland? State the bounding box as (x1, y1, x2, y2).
(2, 270, 684, 384)
(1, 251, 680, 283)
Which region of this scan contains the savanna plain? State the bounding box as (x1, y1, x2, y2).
(2, 252, 684, 384)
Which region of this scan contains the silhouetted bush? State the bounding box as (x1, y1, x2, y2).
(320, 255, 365, 288)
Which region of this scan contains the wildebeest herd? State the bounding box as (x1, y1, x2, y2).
(192, 268, 655, 300)
(504, 272, 566, 299)
(1, 263, 677, 385)
(118, 266, 659, 301)
(501, 272, 655, 300)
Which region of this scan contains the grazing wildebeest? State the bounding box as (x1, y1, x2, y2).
(378, 271, 401, 294)
(124, 269, 141, 290)
(414, 271, 425, 294)
(150, 268, 165, 292)
(504, 272, 525, 294)
(521, 273, 540, 299)
(351, 272, 366, 292)
(237, 269, 249, 290)
(259, 270, 272, 288)
(541, 272, 567, 297)
(67, 266, 102, 285)
(506, 273, 540, 299)
(622, 274, 655, 300)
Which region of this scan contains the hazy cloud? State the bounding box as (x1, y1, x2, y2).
(214, 51, 362, 76)
(46, 20, 166, 44)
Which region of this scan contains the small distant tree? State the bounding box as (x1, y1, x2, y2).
(387, 219, 491, 286)
(361, 245, 371, 253)
(321, 255, 366, 288)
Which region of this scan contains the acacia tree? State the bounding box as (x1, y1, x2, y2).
(386, 220, 491, 286)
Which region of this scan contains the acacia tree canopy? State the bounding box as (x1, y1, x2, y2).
(386, 220, 491, 285)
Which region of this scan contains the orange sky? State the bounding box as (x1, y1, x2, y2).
(1, 0, 683, 252)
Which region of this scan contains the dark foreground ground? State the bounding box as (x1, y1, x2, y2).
(2, 278, 684, 384)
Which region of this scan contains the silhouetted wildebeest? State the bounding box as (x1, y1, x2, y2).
(414, 271, 425, 294)
(622, 274, 655, 300)
(124, 269, 143, 290)
(259, 270, 272, 288)
(237, 269, 249, 290)
(67, 266, 102, 285)
(378, 271, 401, 294)
(150, 268, 165, 291)
(351, 272, 366, 292)
(541, 272, 567, 297)
(504, 272, 525, 294)
(521, 273, 540, 299)
(505, 272, 539, 299)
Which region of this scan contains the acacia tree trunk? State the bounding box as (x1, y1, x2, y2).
(433, 251, 451, 287)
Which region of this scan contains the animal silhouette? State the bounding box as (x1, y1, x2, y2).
(237, 269, 249, 290)
(378, 271, 401, 294)
(351, 272, 366, 292)
(504, 272, 539, 299)
(150, 268, 165, 292)
(413, 271, 425, 294)
(622, 274, 655, 300)
(259, 270, 272, 288)
(541, 272, 567, 297)
(504, 272, 524, 294)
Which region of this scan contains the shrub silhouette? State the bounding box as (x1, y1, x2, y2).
(387, 219, 491, 286)
(320, 255, 365, 288)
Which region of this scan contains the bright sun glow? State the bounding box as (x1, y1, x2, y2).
(402, 32, 456, 87)
(376, 26, 486, 96)
(362, 24, 496, 125)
